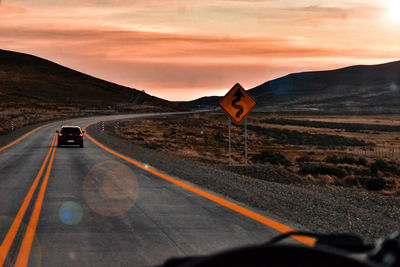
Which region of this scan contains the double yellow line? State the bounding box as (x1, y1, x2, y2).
(0, 135, 57, 267)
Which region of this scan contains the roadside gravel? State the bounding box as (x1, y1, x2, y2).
(87, 120, 400, 243)
(0, 121, 53, 148)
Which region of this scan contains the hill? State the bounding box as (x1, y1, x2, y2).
(183, 61, 400, 113)
(0, 49, 186, 133)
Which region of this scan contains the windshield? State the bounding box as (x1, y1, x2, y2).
(0, 0, 399, 266)
(61, 128, 81, 134)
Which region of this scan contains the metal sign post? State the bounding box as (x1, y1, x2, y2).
(228, 117, 232, 166)
(244, 117, 248, 165)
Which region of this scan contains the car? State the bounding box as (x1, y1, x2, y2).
(56, 126, 84, 147)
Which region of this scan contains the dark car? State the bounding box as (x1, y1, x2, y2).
(56, 126, 84, 147)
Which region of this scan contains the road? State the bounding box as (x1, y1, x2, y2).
(0, 113, 313, 266)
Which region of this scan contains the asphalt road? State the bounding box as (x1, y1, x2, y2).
(0, 113, 310, 266)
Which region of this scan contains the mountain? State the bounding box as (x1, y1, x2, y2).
(0, 49, 185, 111)
(183, 61, 400, 113)
(180, 96, 221, 109)
(0, 49, 186, 133)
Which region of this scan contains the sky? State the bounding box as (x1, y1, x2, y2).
(0, 0, 400, 101)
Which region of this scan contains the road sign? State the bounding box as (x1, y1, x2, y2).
(219, 83, 256, 124)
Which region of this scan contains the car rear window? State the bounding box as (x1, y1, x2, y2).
(61, 127, 81, 134)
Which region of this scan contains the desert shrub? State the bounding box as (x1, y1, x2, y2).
(296, 156, 312, 163)
(343, 166, 355, 173)
(358, 177, 386, 191)
(371, 160, 400, 176)
(390, 167, 400, 176)
(184, 131, 195, 136)
(370, 165, 378, 175)
(326, 155, 339, 164)
(341, 156, 356, 164)
(326, 155, 367, 166)
(247, 125, 371, 147)
(251, 151, 290, 166)
(356, 157, 367, 166)
(374, 159, 390, 169)
(214, 132, 223, 141)
(261, 118, 400, 132)
(370, 159, 390, 175)
(353, 168, 374, 177)
(300, 164, 346, 178)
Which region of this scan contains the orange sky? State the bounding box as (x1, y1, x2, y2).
(1, 0, 399, 100)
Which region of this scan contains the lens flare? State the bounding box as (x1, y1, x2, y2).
(83, 160, 139, 217)
(59, 201, 83, 225)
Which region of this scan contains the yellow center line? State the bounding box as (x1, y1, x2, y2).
(0, 135, 56, 267)
(15, 135, 57, 267)
(82, 124, 316, 247)
(0, 124, 53, 152)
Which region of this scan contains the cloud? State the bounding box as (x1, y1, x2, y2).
(1, 0, 397, 100)
(0, 26, 392, 62)
(0, 3, 26, 18)
(281, 4, 385, 20)
(1, 24, 397, 101)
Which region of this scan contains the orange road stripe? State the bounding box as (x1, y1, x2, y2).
(15, 135, 57, 267)
(83, 125, 316, 247)
(0, 122, 56, 152)
(0, 126, 45, 152)
(0, 135, 56, 267)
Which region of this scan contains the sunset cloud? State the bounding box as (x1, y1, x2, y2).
(0, 3, 26, 18)
(1, 0, 399, 100)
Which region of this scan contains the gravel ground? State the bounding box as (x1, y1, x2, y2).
(87, 120, 400, 243)
(0, 121, 54, 148)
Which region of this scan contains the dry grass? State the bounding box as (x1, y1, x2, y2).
(113, 112, 400, 194)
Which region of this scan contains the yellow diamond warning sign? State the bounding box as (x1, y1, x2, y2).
(219, 83, 256, 123)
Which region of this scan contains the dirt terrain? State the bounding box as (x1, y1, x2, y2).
(111, 112, 400, 195)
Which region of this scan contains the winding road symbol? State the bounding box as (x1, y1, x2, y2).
(218, 83, 257, 124)
(232, 89, 244, 118)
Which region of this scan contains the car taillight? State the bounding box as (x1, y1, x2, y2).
(79, 133, 83, 137)
(58, 133, 63, 136)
